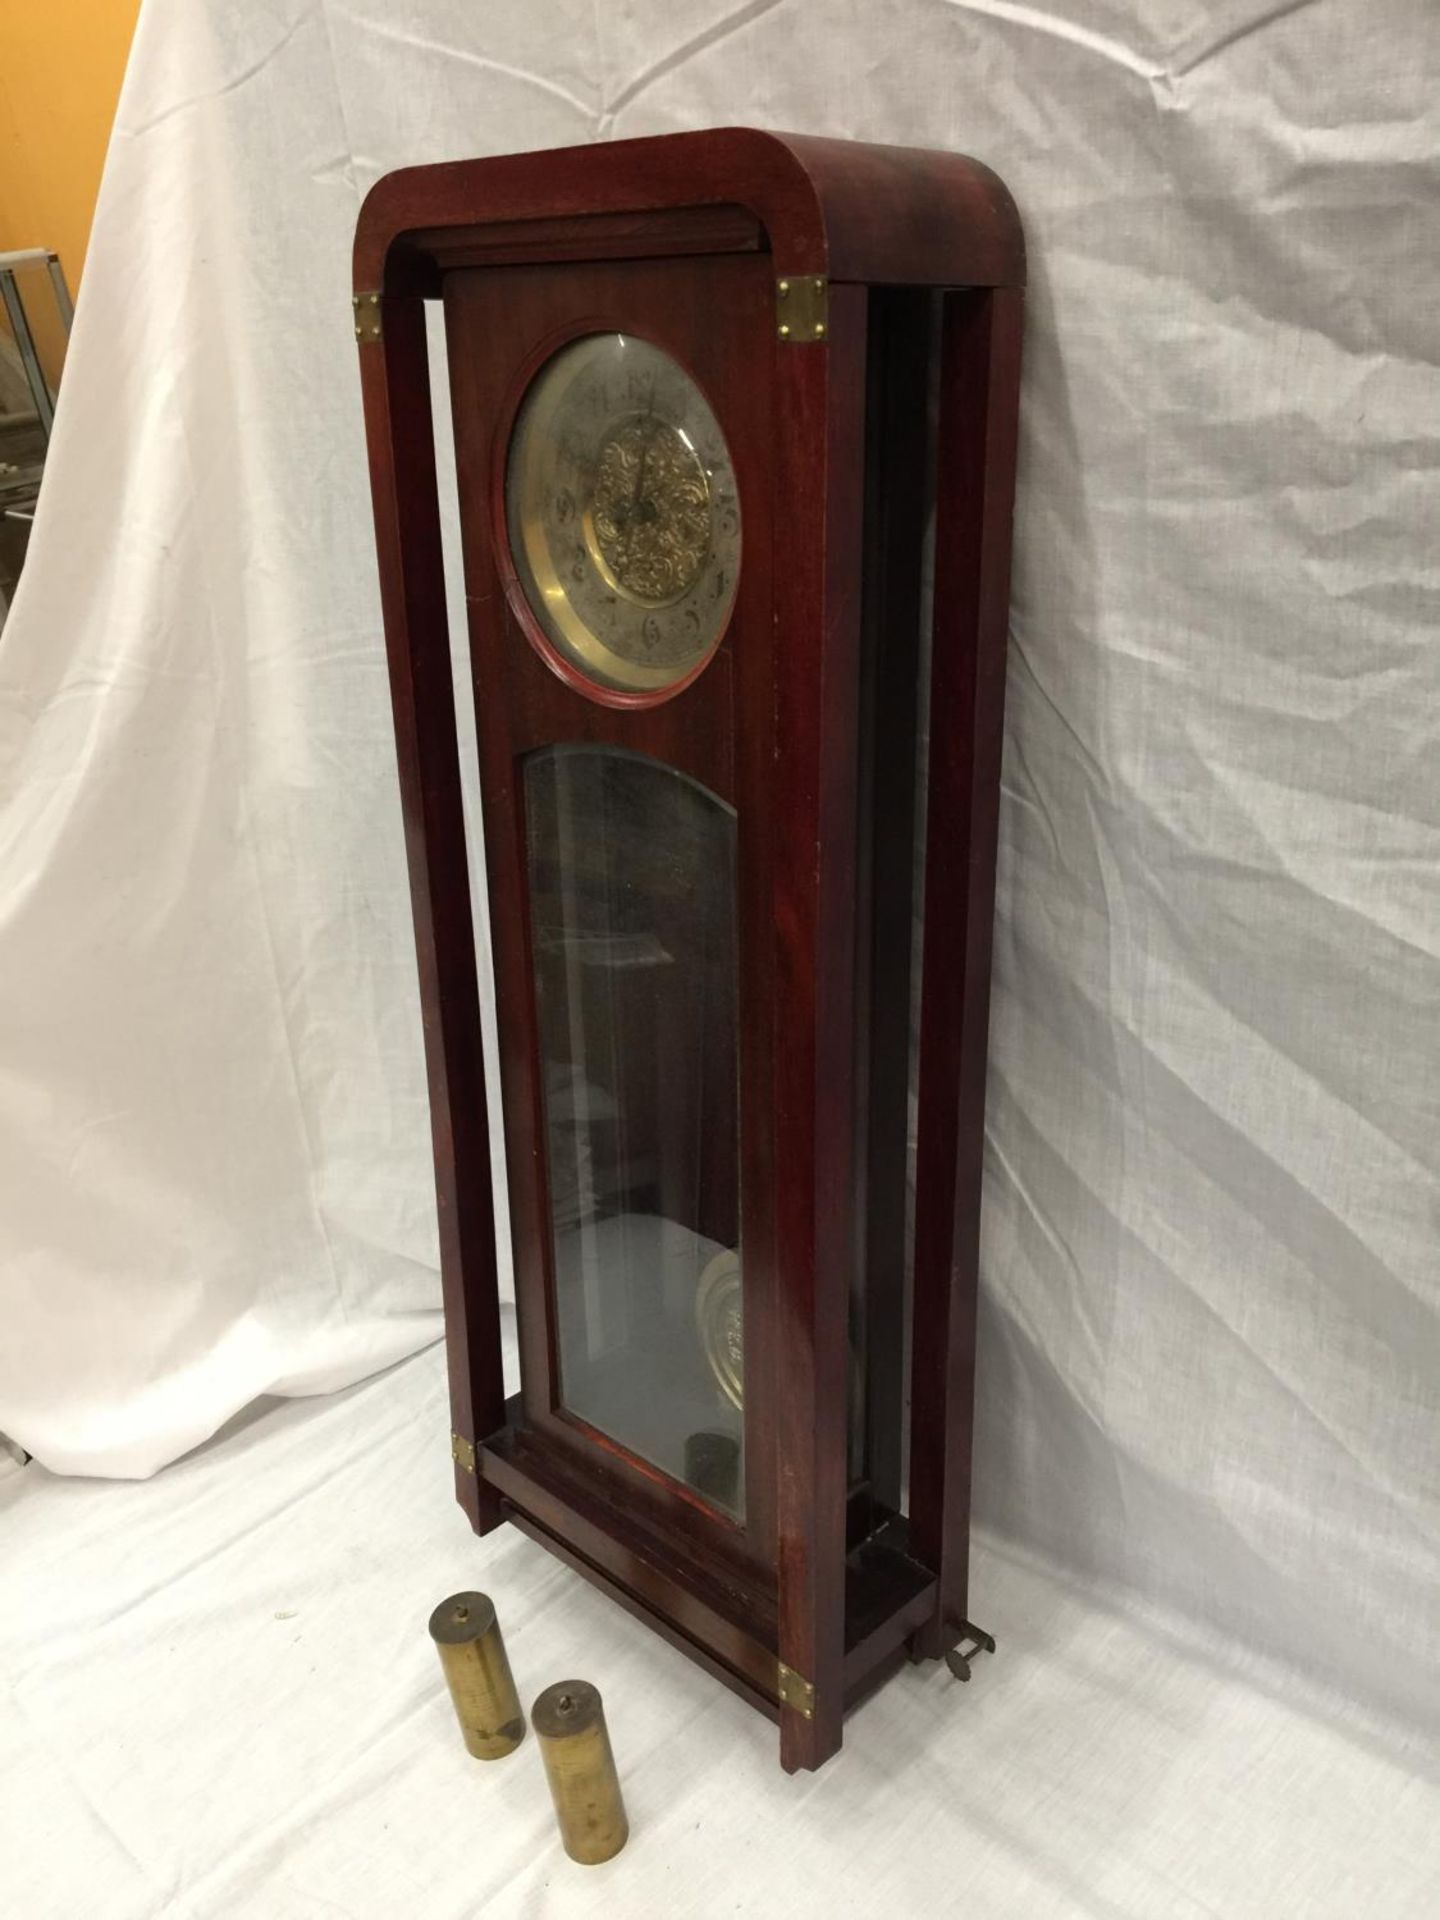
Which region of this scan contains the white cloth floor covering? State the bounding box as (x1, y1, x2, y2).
(3, 1334, 1437, 1918)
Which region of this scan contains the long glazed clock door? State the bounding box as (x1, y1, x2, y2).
(443, 251, 780, 1594)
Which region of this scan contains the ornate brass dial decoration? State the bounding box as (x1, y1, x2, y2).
(505, 334, 741, 695)
(590, 419, 711, 604)
(695, 1249, 743, 1412)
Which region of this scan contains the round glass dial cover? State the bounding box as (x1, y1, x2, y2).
(504, 334, 741, 694)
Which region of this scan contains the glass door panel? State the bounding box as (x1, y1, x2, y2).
(524, 745, 743, 1518)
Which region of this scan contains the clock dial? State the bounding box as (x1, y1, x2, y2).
(504, 334, 741, 694)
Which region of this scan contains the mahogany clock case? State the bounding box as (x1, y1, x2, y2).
(354, 128, 1024, 1773)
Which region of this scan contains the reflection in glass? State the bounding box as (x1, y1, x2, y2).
(525, 746, 742, 1518)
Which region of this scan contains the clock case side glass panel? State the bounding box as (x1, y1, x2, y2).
(847, 288, 939, 1545)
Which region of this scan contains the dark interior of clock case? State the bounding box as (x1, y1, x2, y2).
(848, 287, 940, 1551)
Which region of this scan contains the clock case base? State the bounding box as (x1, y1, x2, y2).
(481, 1397, 938, 1727)
(354, 129, 1024, 1772)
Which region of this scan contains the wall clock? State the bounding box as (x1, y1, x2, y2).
(355, 127, 1024, 1773)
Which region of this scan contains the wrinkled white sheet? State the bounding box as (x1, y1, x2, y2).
(1, 0, 1437, 1814)
(2, 1337, 1437, 1919)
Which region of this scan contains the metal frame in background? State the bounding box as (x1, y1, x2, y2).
(0, 248, 75, 627)
(0, 248, 74, 441)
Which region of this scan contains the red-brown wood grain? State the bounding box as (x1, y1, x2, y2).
(769, 283, 868, 1772)
(354, 129, 1025, 1772)
(441, 249, 780, 1596)
(356, 297, 507, 1532)
(356, 127, 1023, 295)
(908, 286, 1026, 1659)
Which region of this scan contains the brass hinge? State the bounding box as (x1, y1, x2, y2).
(353, 290, 383, 343)
(777, 1662, 815, 1718)
(451, 1432, 476, 1474)
(775, 274, 828, 343)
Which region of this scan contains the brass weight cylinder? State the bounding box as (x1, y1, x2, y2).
(428, 1591, 524, 1760)
(532, 1679, 629, 1864)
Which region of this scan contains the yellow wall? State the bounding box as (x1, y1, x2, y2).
(0, 0, 141, 287)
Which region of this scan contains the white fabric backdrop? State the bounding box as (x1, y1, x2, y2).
(1, 0, 1436, 1758)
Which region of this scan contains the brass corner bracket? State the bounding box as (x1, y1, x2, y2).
(451, 1432, 476, 1474)
(777, 1661, 815, 1718)
(353, 290, 383, 343)
(775, 274, 828, 343)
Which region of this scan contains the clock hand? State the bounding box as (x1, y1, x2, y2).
(631, 404, 659, 522)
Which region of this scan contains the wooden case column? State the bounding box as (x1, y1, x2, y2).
(771, 281, 868, 1771)
(908, 285, 1025, 1663)
(354, 289, 506, 1535)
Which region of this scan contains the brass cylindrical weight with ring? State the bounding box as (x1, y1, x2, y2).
(428, 1591, 524, 1760)
(532, 1679, 629, 1863)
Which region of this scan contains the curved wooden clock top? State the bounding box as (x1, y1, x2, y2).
(354, 125, 1024, 295)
